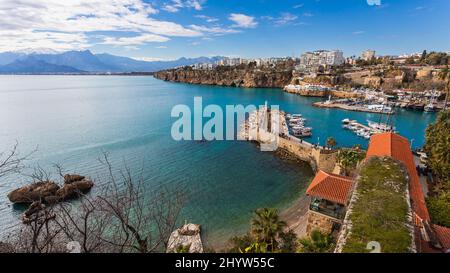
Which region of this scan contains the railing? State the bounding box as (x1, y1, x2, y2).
(309, 201, 346, 220)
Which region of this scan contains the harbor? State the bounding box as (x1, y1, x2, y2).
(313, 97, 395, 115)
(341, 118, 396, 139)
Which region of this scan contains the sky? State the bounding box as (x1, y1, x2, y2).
(0, 0, 449, 60)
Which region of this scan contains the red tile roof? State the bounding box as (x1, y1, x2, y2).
(433, 225, 450, 251)
(366, 132, 430, 221)
(306, 170, 354, 205)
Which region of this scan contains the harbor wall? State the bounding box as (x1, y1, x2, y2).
(277, 137, 338, 173)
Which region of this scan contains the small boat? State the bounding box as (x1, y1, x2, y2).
(424, 103, 438, 112)
(289, 121, 305, 126)
(292, 129, 312, 137)
(291, 114, 302, 118)
(367, 120, 395, 132)
(289, 117, 306, 122)
(342, 118, 351, 124)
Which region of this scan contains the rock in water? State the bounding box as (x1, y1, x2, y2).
(7, 181, 60, 204)
(64, 174, 85, 184)
(166, 223, 203, 253)
(56, 179, 94, 201)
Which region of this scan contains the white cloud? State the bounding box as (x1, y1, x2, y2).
(274, 13, 298, 26)
(190, 25, 240, 35)
(0, 0, 203, 51)
(102, 34, 170, 46)
(163, 0, 203, 13)
(195, 15, 219, 23)
(353, 30, 366, 35)
(229, 13, 258, 28)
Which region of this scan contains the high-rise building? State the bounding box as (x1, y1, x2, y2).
(362, 50, 376, 61)
(299, 50, 345, 68)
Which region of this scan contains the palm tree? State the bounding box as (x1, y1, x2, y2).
(251, 208, 287, 252)
(298, 230, 335, 253)
(326, 137, 337, 150)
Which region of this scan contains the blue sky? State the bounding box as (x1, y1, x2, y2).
(0, 0, 449, 60)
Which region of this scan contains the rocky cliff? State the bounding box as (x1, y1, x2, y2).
(154, 66, 293, 88)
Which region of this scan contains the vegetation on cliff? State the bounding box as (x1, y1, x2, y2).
(424, 110, 450, 228)
(342, 157, 412, 253)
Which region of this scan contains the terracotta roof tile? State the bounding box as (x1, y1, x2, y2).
(366, 133, 430, 221)
(433, 224, 450, 250)
(306, 170, 354, 205)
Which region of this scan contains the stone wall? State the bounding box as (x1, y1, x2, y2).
(277, 137, 338, 173)
(306, 210, 340, 235)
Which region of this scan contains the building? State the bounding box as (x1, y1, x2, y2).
(366, 132, 450, 253)
(361, 49, 376, 61)
(299, 50, 345, 69)
(216, 57, 242, 66)
(192, 62, 216, 70)
(305, 171, 354, 236)
(304, 132, 450, 253)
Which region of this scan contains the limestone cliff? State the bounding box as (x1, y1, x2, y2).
(154, 66, 293, 88)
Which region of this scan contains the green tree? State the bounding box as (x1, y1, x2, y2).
(241, 242, 269, 253)
(251, 208, 287, 252)
(438, 67, 450, 110)
(427, 192, 450, 228)
(326, 137, 337, 150)
(298, 230, 335, 253)
(424, 110, 450, 187)
(278, 230, 299, 253)
(337, 149, 365, 176)
(175, 244, 191, 253)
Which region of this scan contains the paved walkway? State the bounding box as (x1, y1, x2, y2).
(414, 155, 429, 197)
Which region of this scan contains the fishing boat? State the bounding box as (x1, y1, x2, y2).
(367, 120, 395, 132)
(292, 128, 312, 137)
(424, 103, 438, 112)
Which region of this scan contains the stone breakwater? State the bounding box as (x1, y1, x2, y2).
(154, 68, 293, 88)
(240, 108, 338, 173)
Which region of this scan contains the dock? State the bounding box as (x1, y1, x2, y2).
(314, 101, 395, 115)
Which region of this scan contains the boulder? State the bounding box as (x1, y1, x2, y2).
(0, 242, 14, 253)
(56, 179, 94, 201)
(166, 223, 203, 253)
(23, 201, 44, 219)
(63, 174, 85, 184)
(7, 181, 60, 204)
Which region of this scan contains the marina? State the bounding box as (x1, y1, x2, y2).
(341, 118, 396, 139)
(314, 99, 395, 115)
(286, 113, 312, 138)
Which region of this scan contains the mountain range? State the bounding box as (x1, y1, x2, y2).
(0, 50, 223, 74)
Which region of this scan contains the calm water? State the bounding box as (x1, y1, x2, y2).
(0, 75, 437, 248)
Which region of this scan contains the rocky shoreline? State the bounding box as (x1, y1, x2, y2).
(7, 174, 94, 223)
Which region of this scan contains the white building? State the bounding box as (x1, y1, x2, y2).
(299, 50, 345, 68)
(362, 50, 376, 61)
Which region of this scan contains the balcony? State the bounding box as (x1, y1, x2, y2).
(309, 197, 346, 220)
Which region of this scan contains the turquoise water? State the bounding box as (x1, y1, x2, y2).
(0, 75, 437, 248)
